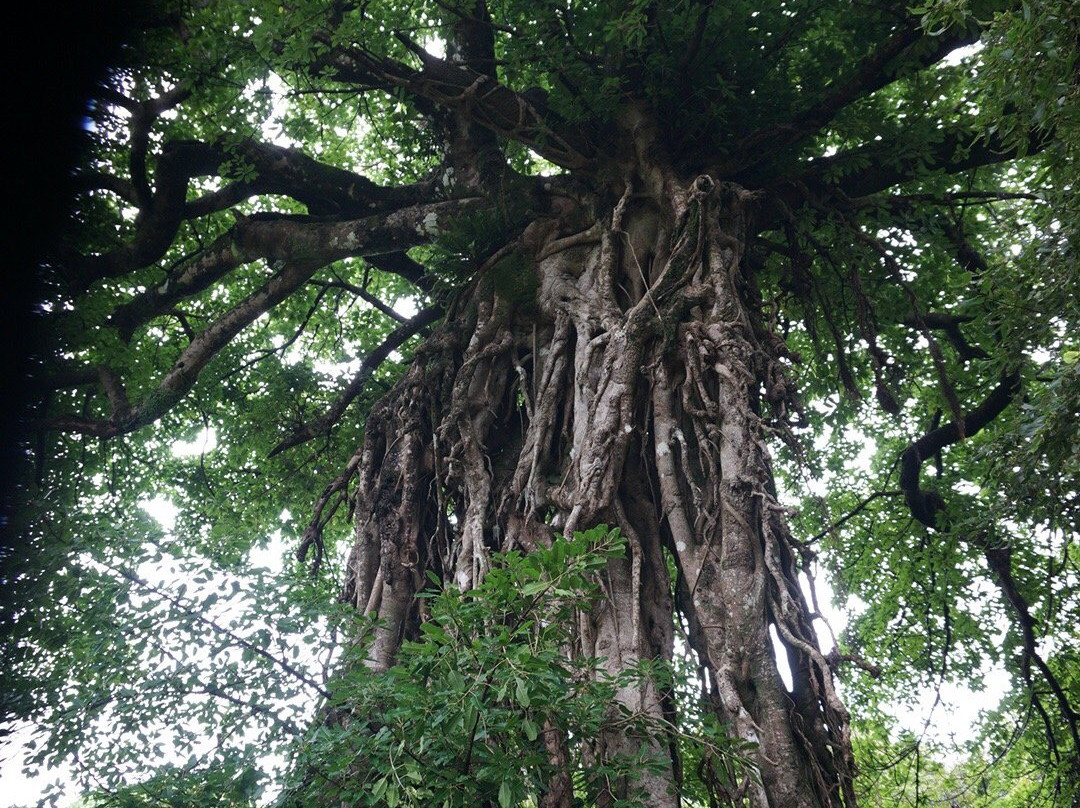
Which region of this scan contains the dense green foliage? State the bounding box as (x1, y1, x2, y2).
(1, 0, 1078, 805)
(286, 528, 755, 808)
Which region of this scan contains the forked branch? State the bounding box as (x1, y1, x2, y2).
(321, 42, 594, 169)
(109, 197, 479, 339)
(65, 135, 440, 291)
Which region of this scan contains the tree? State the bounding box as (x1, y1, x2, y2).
(3, 0, 1078, 806)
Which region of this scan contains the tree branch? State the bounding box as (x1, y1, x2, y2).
(296, 444, 366, 572)
(849, 190, 1044, 209)
(69, 171, 142, 206)
(901, 312, 989, 362)
(792, 126, 1052, 203)
(44, 197, 477, 436)
(807, 490, 904, 544)
(128, 83, 194, 208)
(200, 139, 439, 216)
(307, 277, 409, 323)
(760, 123, 1053, 236)
(64, 141, 221, 290)
(110, 564, 331, 699)
(727, 19, 978, 177)
(108, 197, 479, 339)
(66, 138, 440, 291)
(899, 369, 1022, 529)
(980, 539, 1080, 755)
(46, 258, 326, 437)
(269, 306, 442, 457)
(365, 252, 435, 294)
(320, 42, 594, 169)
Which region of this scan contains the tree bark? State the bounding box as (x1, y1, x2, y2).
(342, 168, 856, 807)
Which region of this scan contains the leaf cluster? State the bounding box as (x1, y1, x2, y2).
(285, 527, 754, 807)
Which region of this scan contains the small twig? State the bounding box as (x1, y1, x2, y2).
(308, 276, 409, 322)
(108, 564, 331, 699)
(807, 490, 903, 544)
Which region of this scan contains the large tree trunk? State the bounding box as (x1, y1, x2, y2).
(341, 166, 856, 807)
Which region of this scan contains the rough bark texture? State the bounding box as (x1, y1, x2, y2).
(340, 165, 856, 807)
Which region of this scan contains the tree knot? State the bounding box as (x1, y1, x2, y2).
(691, 174, 715, 200)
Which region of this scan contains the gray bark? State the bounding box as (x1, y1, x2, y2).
(342, 170, 856, 807)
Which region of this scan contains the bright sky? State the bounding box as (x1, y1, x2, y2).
(0, 430, 305, 808)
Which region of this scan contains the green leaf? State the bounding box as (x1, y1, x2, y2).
(519, 581, 548, 598)
(522, 718, 539, 741)
(420, 621, 451, 643)
(514, 678, 531, 709)
(371, 776, 388, 799)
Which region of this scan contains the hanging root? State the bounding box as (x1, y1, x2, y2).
(334, 175, 854, 806)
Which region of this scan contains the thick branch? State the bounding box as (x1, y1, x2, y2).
(365, 252, 435, 294)
(33, 365, 99, 392)
(64, 141, 221, 290)
(807, 127, 1048, 200)
(69, 172, 141, 206)
(66, 138, 438, 290)
(727, 19, 978, 177)
(899, 369, 1021, 528)
(762, 126, 1053, 226)
(109, 198, 478, 339)
(196, 139, 438, 216)
(902, 312, 989, 361)
(430, 0, 512, 193)
(322, 43, 594, 169)
(46, 258, 326, 437)
(981, 541, 1080, 754)
(128, 83, 193, 208)
(47, 199, 478, 435)
(446, 0, 497, 78)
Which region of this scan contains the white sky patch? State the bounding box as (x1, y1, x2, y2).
(263, 73, 303, 149)
(248, 527, 292, 573)
(801, 570, 840, 655)
(141, 495, 178, 532)
(769, 624, 795, 691)
(894, 664, 1012, 757)
(172, 427, 218, 457)
(422, 37, 447, 59)
(940, 42, 983, 67)
(0, 722, 76, 808)
(395, 296, 419, 319)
